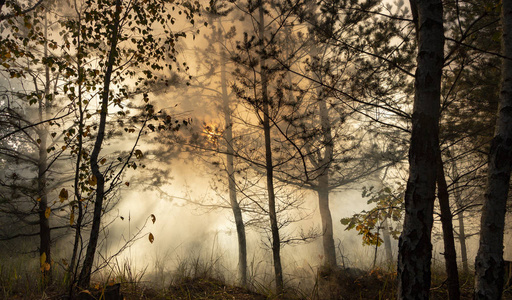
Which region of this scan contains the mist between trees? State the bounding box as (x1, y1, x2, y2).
(0, 0, 511, 299)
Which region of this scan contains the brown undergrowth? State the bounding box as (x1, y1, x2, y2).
(4, 261, 512, 299)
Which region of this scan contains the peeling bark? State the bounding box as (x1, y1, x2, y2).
(474, 2, 512, 298)
(397, 0, 444, 298)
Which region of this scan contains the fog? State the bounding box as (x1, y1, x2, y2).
(0, 0, 509, 298)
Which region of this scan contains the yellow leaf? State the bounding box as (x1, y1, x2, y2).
(59, 188, 68, 202)
(70, 211, 75, 225)
(36, 198, 41, 202)
(148, 233, 154, 244)
(100, 158, 106, 165)
(44, 263, 50, 271)
(40, 253, 46, 266)
(45, 207, 51, 219)
(89, 175, 97, 186)
(150, 214, 156, 224)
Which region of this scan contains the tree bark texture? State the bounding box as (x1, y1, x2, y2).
(78, 0, 121, 288)
(317, 87, 337, 268)
(317, 175, 336, 267)
(436, 152, 460, 300)
(259, 4, 283, 294)
(219, 20, 248, 287)
(382, 218, 393, 263)
(37, 109, 51, 284)
(397, 0, 444, 299)
(474, 2, 512, 298)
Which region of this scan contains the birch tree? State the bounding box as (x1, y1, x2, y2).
(474, 1, 512, 298)
(397, 0, 444, 299)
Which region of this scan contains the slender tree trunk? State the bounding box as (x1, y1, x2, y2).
(318, 161, 336, 267)
(258, 3, 283, 294)
(382, 218, 393, 263)
(219, 20, 247, 287)
(318, 92, 336, 268)
(456, 202, 469, 274)
(310, 26, 336, 268)
(37, 105, 51, 285)
(474, 2, 512, 298)
(38, 10, 52, 285)
(397, 0, 444, 298)
(69, 10, 85, 293)
(317, 163, 336, 268)
(436, 152, 460, 300)
(78, 0, 121, 288)
(451, 158, 469, 274)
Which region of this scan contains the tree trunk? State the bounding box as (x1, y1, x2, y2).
(451, 158, 469, 274)
(258, 3, 283, 294)
(456, 202, 469, 274)
(311, 22, 336, 268)
(69, 11, 85, 293)
(382, 218, 393, 263)
(397, 0, 444, 299)
(37, 109, 51, 285)
(317, 171, 336, 268)
(78, 0, 121, 288)
(474, 2, 512, 298)
(219, 20, 247, 287)
(436, 152, 460, 300)
(38, 10, 52, 285)
(318, 90, 336, 268)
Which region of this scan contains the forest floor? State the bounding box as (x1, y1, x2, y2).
(4, 267, 512, 299)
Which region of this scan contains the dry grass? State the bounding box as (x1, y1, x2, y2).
(4, 255, 512, 299)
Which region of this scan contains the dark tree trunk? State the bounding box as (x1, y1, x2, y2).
(397, 0, 444, 298)
(436, 152, 460, 300)
(77, 0, 121, 288)
(69, 12, 85, 293)
(259, 3, 283, 294)
(474, 1, 512, 298)
(219, 20, 247, 286)
(456, 202, 469, 274)
(452, 160, 469, 274)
